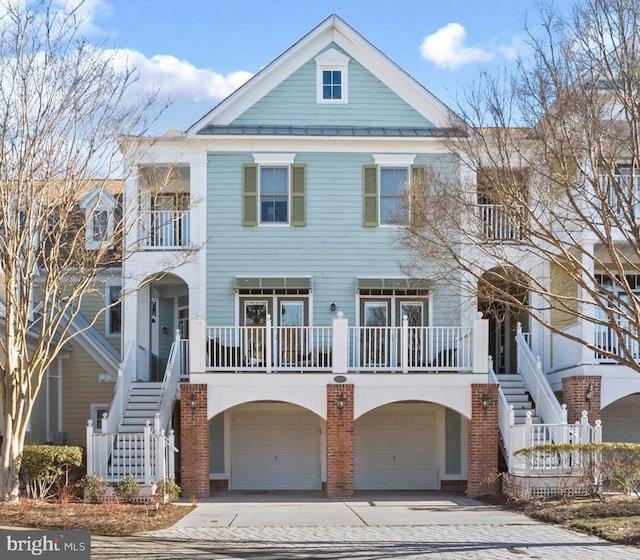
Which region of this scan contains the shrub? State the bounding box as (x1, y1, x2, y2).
(114, 475, 140, 503)
(79, 473, 108, 502)
(156, 477, 180, 503)
(20, 445, 83, 500)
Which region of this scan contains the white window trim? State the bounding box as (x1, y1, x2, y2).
(105, 282, 122, 336)
(86, 208, 114, 250)
(315, 48, 350, 104)
(253, 154, 295, 226)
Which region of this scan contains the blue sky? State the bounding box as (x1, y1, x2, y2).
(69, 0, 543, 133)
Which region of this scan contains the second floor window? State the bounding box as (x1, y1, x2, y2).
(379, 167, 409, 225)
(260, 167, 289, 224)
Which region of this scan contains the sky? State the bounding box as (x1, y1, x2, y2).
(60, 0, 546, 134)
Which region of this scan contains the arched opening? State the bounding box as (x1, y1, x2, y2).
(137, 273, 189, 381)
(479, 267, 529, 374)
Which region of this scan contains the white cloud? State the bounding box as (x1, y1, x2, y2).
(420, 23, 494, 70)
(106, 48, 253, 103)
(54, 0, 112, 36)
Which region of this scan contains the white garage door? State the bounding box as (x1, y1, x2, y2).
(355, 404, 438, 490)
(231, 404, 321, 490)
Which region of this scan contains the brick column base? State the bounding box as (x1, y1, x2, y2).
(467, 383, 499, 498)
(562, 376, 601, 424)
(326, 384, 354, 497)
(179, 384, 209, 499)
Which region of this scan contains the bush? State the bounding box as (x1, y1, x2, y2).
(114, 475, 140, 503)
(79, 473, 108, 502)
(20, 445, 83, 500)
(156, 477, 180, 503)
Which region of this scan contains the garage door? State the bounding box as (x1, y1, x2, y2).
(231, 404, 321, 490)
(602, 394, 640, 442)
(355, 404, 438, 490)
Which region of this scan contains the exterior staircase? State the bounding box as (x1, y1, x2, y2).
(496, 373, 540, 425)
(109, 382, 163, 480)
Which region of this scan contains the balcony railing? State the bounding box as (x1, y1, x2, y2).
(205, 316, 478, 373)
(478, 204, 525, 240)
(141, 210, 190, 249)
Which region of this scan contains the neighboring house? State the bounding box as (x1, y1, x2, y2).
(1, 181, 123, 447)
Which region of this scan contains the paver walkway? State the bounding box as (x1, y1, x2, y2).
(89, 493, 640, 559)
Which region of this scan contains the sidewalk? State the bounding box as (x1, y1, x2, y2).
(89, 492, 640, 560)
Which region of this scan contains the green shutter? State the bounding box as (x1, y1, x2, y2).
(291, 164, 305, 227)
(363, 165, 378, 227)
(243, 165, 257, 226)
(410, 165, 427, 228)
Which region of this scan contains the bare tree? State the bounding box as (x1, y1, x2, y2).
(0, 0, 172, 501)
(399, 0, 640, 374)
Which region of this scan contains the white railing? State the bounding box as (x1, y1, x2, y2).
(205, 319, 475, 373)
(141, 210, 190, 249)
(489, 356, 516, 465)
(105, 340, 135, 435)
(86, 419, 176, 483)
(347, 324, 472, 372)
(516, 323, 565, 425)
(478, 204, 525, 240)
(511, 411, 603, 475)
(551, 323, 582, 370)
(155, 331, 185, 433)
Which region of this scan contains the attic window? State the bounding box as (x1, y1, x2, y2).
(315, 48, 349, 104)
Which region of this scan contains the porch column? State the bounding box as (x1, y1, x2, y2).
(180, 383, 209, 499)
(562, 375, 601, 423)
(578, 244, 596, 366)
(326, 383, 354, 497)
(472, 313, 489, 374)
(467, 383, 499, 498)
(190, 316, 206, 374)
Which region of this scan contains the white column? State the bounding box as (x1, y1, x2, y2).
(189, 317, 206, 374)
(86, 420, 94, 476)
(472, 313, 489, 374)
(579, 243, 596, 366)
(332, 312, 349, 374)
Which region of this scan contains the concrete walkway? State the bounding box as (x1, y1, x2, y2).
(90, 492, 640, 559)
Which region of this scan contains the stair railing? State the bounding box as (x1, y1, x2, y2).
(155, 330, 183, 434)
(105, 339, 136, 435)
(515, 323, 567, 427)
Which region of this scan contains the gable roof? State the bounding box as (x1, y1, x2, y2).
(186, 14, 457, 136)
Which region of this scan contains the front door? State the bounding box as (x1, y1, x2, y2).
(278, 300, 305, 366)
(361, 300, 390, 367)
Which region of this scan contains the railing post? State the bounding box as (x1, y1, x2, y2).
(594, 419, 602, 443)
(168, 429, 175, 479)
(508, 404, 515, 426)
(86, 420, 94, 476)
(156, 429, 167, 482)
(472, 312, 488, 374)
(154, 411, 161, 434)
(401, 315, 409, 374)
(143, 420, 152, 484)
(101, 413, 108, 434)
(580, 410, 590, 443)
(524, 411, 533, 476)
(332, 311, 349, 373)
(516, 322, 522, 337)
(266, 314, 273, 373)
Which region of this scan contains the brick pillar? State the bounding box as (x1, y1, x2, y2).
(467, 383, 499, 498)
(179, 384, 209, 499)
(562, 376, 601, 424)
(326, 384, 354, 497)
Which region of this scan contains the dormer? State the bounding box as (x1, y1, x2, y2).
(315, 48, 350, 104)
(79, 185, 118, 250)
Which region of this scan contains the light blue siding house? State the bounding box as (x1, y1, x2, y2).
(114, 14, 497, 498)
